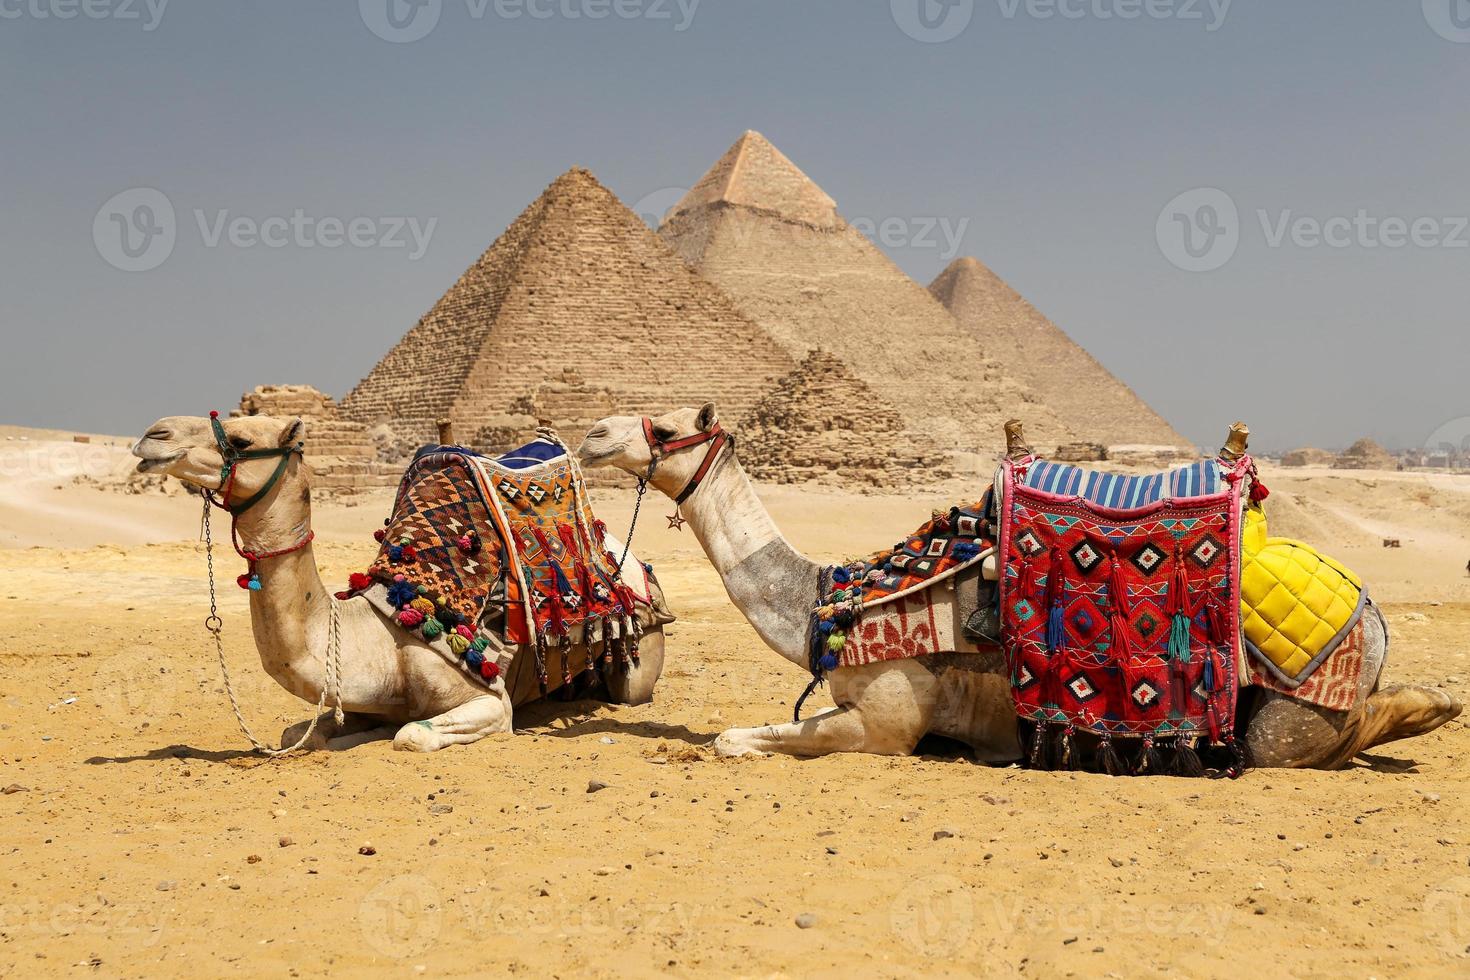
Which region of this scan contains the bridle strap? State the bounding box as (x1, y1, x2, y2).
(641, 417, 731, 504)
(208, 411, 304, 516)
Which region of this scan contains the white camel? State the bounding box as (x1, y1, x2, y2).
(578, 404, 1461, 769)
(133, 413, 666, 752)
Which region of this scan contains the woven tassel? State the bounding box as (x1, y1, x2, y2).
(592, 519, 608, 548)
(1043, 547, 1066, 654)
(1056, 724, 1079, 771)
(1107, 551, 1134, 676)
(1028, 722, 1050, 770)
(557, 522, 580, 557)
(1097, 736, 1126, 776)
(1134, 735, 1166, 776)
(1173, 736, 1205, 777)
(1167, 544, 1192, 664)
(1222, 735, 1246, 780)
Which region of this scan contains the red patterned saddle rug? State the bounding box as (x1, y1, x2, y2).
(342, 437, 649, 698)
(997, 453, 1253, 772)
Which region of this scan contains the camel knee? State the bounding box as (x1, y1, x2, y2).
(393, 720, 443, 752)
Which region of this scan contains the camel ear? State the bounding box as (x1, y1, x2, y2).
(279, 417, 305, 448)
(696, 402, 718, 432)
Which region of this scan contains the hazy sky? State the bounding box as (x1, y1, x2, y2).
(4, 1, 1468, 452)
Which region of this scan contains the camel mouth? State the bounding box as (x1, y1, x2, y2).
(577, 441, 626, 466)
(133, 450, 184, 473)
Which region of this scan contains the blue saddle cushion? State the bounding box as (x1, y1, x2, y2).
(493, 438, 567, 470)
(1020, 459, 1222, 508)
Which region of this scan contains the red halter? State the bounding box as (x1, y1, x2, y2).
(641, 417, 731, 504)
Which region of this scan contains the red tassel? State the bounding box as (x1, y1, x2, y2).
(592, 520, 608, 548)
(1205, 598, 1229, 646)
(1250, 480, 1270, 503)
(575, 562, 596, 608)
(1168, 545, 1189, 618)
(1108, 553, 1134, 673)
(531, 526, 555, 557)
(557, 522, 580, 557)
(348, 572, 373, 592)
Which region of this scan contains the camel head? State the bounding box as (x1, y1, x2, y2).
(132, 413, 307, 509)
(577, 403, 725, 499)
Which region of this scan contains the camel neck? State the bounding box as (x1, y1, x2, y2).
(678, 453, 819, 667)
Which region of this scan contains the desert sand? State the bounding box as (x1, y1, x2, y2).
(1, 431, 1468, 977)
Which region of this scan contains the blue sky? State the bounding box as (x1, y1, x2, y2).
(3, 1, 1467, 451)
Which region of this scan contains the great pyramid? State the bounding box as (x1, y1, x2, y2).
(738, 350, 941, 486)
(341, 168, 794, 447)
(930, 257, 1190, 453)
(658, 131, 1071, 454)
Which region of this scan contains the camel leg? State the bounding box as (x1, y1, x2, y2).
(602, 627, 665, 706)
(714, 663, 935, 759)
(392, 694, 512, 753)
(1245, 685, 1461, 769)
(281, 710, 384, 752)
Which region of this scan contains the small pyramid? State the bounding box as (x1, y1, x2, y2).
(738, 350, 940, 485)
(661, 132, 1072, 454)
(341, 168, 795, 446)
(930, 257, 1190, 452)
(1334, 438, 1397, 470)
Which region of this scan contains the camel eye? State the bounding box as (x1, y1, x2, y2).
(229, 436, 253, 451)
(652, 425, 677, 441)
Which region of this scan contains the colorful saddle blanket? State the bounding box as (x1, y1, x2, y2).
(1240, 505, 1366, 686)
(997, 455, 1252, 749)
(810, 502, 994, 673)
(347, 437, 647, 695)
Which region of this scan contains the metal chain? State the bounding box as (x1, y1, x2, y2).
(202, 497, 342, 756)
(617, 476, 648, 572)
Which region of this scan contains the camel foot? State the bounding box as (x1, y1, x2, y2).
(391, 695, 512, 753)
(1361, 684, 1462, 751)
(713, 729, 771, 758)
(281, 710, 382, 752)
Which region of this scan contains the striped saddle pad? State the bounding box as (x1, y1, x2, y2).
(1019, 459, 1222, 509)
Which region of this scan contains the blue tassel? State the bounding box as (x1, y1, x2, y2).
(386, 580, 417, 607)
(246, 575, 262, 592)
(817, 619, 834, 634)
(832, 566, 851, 585)
(1169, 612, 1192, 665)
(465, 649, 484, 670)
(819, 652, 838, 672)
(1045, 601, 1065, 653)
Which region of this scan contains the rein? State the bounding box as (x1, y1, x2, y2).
(198, 411, 342, 755)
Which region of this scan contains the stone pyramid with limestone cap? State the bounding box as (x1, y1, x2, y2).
(659, 131, 1073, 454)
(341, 168, 794, 449)
(930, 257, 1191, 453)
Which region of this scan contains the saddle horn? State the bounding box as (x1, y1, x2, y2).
(1219, 421, 1250, 462)
(436, 417, 454, 446)
(1004, 419, 1032, 461)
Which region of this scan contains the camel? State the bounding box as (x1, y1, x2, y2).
(577, 404, 1462, 769)
(132, 413, 666, 752)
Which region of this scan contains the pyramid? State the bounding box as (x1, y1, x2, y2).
(1334, 438, 1397, 471)
(738, 350, 941, 486)
(341, 168, 795, 448)
(658, 131, 1071, 454)
(930, 257, 1190, 453)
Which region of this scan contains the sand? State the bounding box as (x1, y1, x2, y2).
(1, 432, 1468, 977)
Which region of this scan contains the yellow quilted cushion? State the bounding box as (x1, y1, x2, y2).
(1240, 506, 1364, 680)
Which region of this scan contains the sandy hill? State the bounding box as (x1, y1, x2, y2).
(341, 168, 794, 448)
(658, 131, 1071, 454)
(737, 350, 939, 486)
(930, 257, 1190, 452)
